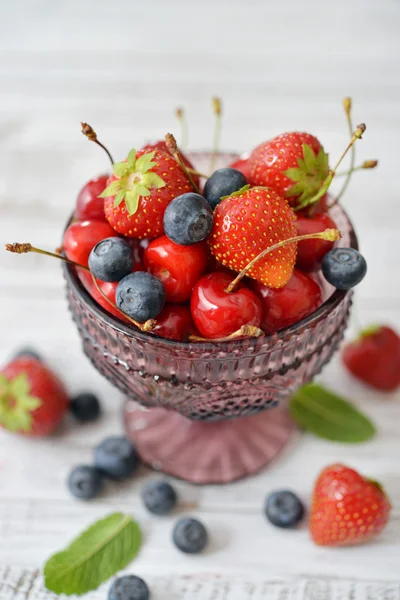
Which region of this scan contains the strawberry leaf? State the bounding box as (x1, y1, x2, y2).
(135, 184, 151, 197)
(113, 162, 129, 178)
(136, 151, 156, 173)
(142, 172, 165, 189)
(124, 191, 140, 215)
(99, 179, 122, 198)
(0, 373, 42, 433)
(220, 184, 250, 201)
(127, 149, 137, 168)
(289, 383, 376, 443)
(114, 190, 126, 207)
(284, 144, 329, 204)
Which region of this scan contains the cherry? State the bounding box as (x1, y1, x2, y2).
(63, 219, 116, 267)
(89, 280, 131, 323)
(141, 141, 200, 188)
(152, 305, 198, 341)
(251, 269, 322, 334)
(296, 194, 331, 217)
(228, 157, 252, 181)
(295, 213, 337, 271)
(75, 175, 109, 221)
(144, 235, 209, 303)
(191, 272, 262, 339)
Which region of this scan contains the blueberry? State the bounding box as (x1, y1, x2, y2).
(265, 490, 305, 528)
(322, 248, 367, 290)
(203, 168, 248, 209)
(172, 517, 208, 553)
(89, 237, 134, 282)
(68, 465, 103, 500)
(94, 436, 139, 480)
(108, 575, 149, 600)
(13, 347, 41, 361)
(70, 392, 101, 422)
(116, 272, 165, 322)
(142, 480, 177, 515)
(163, 193, 213, 245)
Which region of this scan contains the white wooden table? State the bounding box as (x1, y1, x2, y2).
(0, 0, 399, 596)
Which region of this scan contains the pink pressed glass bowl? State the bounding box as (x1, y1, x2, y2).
(64, 152, 357, 484)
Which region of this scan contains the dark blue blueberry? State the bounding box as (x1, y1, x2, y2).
(203, 168, 248, 209)
(172, 517, 208, 553)
(89, 237, 134, 282)
(108, 575, 149, 600)
(163, 193, 213, 245)
(94, 436, 139, 480)
(70, 392, 101, 422)
(116, 272, 165, 322)
(265, 490, 305, 528)
(142, 480, 177, 515)
(68, 465, 103, 500)
(322, 248, 367, 290)
(13, 347, 41, 361)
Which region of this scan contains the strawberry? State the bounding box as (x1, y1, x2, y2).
(310, 464, 391, 547)
(141, 140, 200, 188)
(342, 326, 400, 392)
(102, 147, 193, 238)
(248, 132, 329, 206)
(0, 357, 69, 436)
(229, 157, 253, 181)
(209, 186, 297, 288)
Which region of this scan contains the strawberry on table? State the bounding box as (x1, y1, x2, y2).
(342, 326, 400, 392)
(102, 147, 193, 239)
(0, 356, 69, 437)
(310, 463, 391, 546)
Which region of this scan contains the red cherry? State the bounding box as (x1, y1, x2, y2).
(191, 272, 262, 339)
(126, 238, 149, 272)
(63, 219, 116, 267)
(75, 175, 109, 221)
(89, 280, 131, 323)
(141, 141, 200, 188)
(77, 267, 93, 291)
(152, 305, 198, 341)
(295, 213, 337, 271)
(229, 157, 252, 181)
(296, 194, 331, 217)
(144, 235, 209, 303)
(251, 268, 322, 334)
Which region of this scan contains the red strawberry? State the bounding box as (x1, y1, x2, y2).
(229, 157, 253, 181)
(141, 140, 200, 188)
(209, 186, 297, 288)
(310, 464, 391, 546)
(342, 326, 400, 392)
(102, 147, 193, 239)
(249, 132, 329, 206)
(0, 357, 69, 436)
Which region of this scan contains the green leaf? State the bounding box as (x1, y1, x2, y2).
(302, 143, 316, 171)
(142, 172, 165, 189)
(284, 144, 330, 205)
(0, 373, 42, 433)
(113, 161, 129, 177)
(136, 151, 156, 174)
(289, 383, 376, 443)
(124, 191, 140, 215)
(135, 184, 151, 197)
(44, 512, 141, 596)
(114, 190, 126, 207)
(127, 148, 137, 168)
(220, 184, 250, 201)
(98, 179, 122, 198)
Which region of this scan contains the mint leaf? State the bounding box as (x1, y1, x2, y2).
(289, 383, 376, 443)
(44, 512, 141, 596)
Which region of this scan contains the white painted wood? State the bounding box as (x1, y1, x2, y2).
(0, 0, 399, 594)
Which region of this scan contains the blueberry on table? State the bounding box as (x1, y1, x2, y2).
(95, 436, 139, 480)
(13, 347, 41, 361)
(172, 517, 208, 553)
(142, 480, 177, 515)
(265, 490, 305, 528)
(203, 167, 248, 209)
(68, 465, 103, 500)
(108, 575, 149, 600)
(116, 272, 166, 322)
(322, 248, 367, 290)
(70, 392, 101, 422)
(89, 237, 134, 282)
(163, 192, 214, 245)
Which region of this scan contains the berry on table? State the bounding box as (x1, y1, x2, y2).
(142, 480, 178, 515)
(163, 192, 213, 245)
(13, 347, 41, 361)
(144, 236, 209, 303)
(94, 436, 139, 480)
(172, 517, 208, 554)
(203, 168, 248, 209)
(70, 392, 101, 422)
(342, 325, 400, 392)
(89, 237, 134, 282)
(75, 175, 109, 221)
(265, 490, 305, 528)
(116, 272, 166, 322)
(152, 305, 197, 341)
(295, 213, 338, 271)
(63, 219, 116, 268)
(322, 248, 367, 289)
(68, 465, 103, 500)
(108, 575, 149, 600)
(309, 463, 391, 546)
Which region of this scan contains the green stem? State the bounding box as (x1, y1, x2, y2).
(333, 100, 356, 205)
(176, 108, 188, 151)
(210, 97, 222, 173)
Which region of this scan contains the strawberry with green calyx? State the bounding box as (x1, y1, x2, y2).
(102, 147, 193, 238)
(0, 357, 69, 437)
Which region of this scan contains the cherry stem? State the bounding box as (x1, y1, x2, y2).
(175, 107, 188, 151)
(164, 133, 201, 194)
(225, 228, 341, 293)
(189, 325, 263, 343)
(333, 97, 355, 205)
(210, 97, 222, 173)
(294, 122, 366, 212)
(335, 160, 378, 177)
(81, 122, 114, 166)
(90, 274, 155, 332)
(5, 242, 90, 271)
(186, 166, 209, 179)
